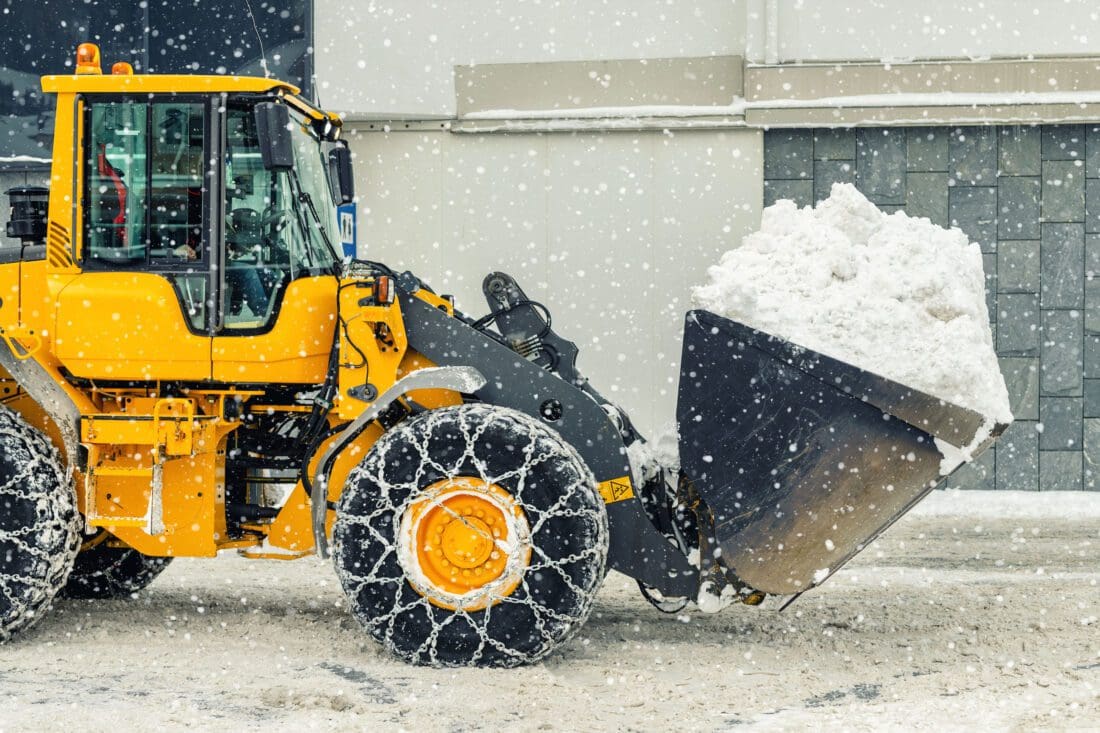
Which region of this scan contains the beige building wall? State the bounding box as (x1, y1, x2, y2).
(316, 0, 747, 118)
(346, 126, 763, 434)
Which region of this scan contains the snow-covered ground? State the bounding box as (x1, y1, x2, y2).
(2, 491, 1098, 731)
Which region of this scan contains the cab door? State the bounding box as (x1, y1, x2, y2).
(54, 95, 213, 382)
(210, 100, 337, 385)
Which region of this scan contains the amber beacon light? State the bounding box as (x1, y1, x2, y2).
(75, 42, 102, 75)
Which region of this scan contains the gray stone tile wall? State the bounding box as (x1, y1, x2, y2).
(998, 176, 1040, 239)
(763, 124, 1100, 490)
(950, 186, 998, 252)
(998, 240, 1040, 294)
(906, 172, 949, 226)
(999, 357, 1039, 420)
(1040, 224, 1084, 309)
(1000, 127, 1041, 175)
(908, 128, 949, 172)
(857, 129, 907, 204)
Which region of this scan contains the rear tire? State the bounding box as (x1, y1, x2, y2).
(61, 531, 172, 599)
(333, 403, 608, 667)
(0, 406, 80, 642)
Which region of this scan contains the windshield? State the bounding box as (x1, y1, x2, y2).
(287, 106, 341, 262)
(220, 100, 340, 331)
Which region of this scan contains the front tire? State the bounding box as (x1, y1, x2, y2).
(333, 403, 608, 667)
(0, 407, 80, 641)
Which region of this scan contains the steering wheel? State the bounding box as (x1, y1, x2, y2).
(261, 208, 290, 233)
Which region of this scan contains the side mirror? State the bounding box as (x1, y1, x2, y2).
(328, 143, 354, 204)
(253, 102, 293, 170)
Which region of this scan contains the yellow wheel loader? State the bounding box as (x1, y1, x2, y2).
(0, 44, 1007, 667)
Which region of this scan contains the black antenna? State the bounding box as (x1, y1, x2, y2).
(242, 0, 270, 79)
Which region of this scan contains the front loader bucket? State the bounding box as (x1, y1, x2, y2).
(677, 310, 1008, 596)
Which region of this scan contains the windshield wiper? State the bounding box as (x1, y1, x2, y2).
(287, 168, 342, 276)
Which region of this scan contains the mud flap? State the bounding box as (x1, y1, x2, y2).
(677, 310, 1008, 596)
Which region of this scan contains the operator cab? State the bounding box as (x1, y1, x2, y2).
(83, 87, 349, 333)
(43, 44, 354, 384)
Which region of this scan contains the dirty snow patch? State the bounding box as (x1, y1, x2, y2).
(695, 580, 738, 613)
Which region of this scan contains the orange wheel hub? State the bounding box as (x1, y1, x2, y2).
(399, 477, 531, 611)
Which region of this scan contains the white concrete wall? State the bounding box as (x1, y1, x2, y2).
(346, 126, 763, 434)
(315, 0, 747, 117)
(767, 0, 1100, 62)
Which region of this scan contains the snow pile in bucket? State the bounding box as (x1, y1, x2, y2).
(693, 183, 1013, 431)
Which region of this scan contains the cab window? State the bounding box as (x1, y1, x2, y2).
(85, 98, 207, 265)
(84, 98, 210, 329)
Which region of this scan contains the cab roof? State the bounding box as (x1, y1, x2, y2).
(40, 73, 340, 127)
(41, 73, 299, 96)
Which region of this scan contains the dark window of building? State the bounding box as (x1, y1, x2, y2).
(0, 0, 312, 175)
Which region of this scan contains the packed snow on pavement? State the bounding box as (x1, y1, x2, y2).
(2, 490, 1096, 731)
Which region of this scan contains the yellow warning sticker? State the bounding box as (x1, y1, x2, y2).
(597, 475, 635, 504)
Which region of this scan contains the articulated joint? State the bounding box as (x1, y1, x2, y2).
(311, 365, 487, 558)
